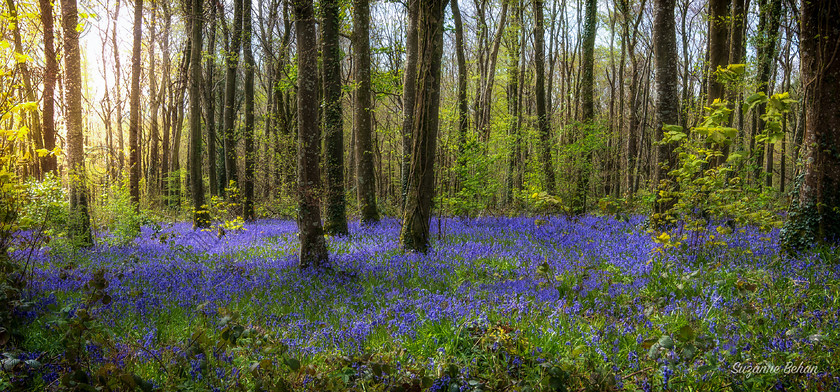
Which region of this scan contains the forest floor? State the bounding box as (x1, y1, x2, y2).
(8, 216, 840, 391)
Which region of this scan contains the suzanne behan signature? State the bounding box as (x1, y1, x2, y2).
(731, 362, 819, 375)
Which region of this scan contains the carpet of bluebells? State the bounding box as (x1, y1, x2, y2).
(6, 215, 840, 391)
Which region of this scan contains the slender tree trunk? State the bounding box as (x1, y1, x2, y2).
(7, 0, 45, 177)
(401, 0, 420, 207)
(148, 7, 160, 199)
(128, 0, 143, 211)
(452, 0, 469, 157)
(354, 0, 380, 223)
(61, 0, 93, 246)
(39, 0, 58, 174)
(533, 0, 556, 195)
(113, 0, 125, 175)
(206, 2, 219, 197)
(477, 1, 508, 142)
(752, 0, 782, 184)
(322, 0, 349, 235)
(506, 0, 523, 205)
(243, 0, 255, 221)
(293, 0, 329, 268)
(653, 0, 680, 216)
(781, 0, 840, 249)
(401, 0, 448, 253)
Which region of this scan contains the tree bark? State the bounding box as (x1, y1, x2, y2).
(476, 0, 508, 142)
(322, 0, 349, 235)
(573, 0, 597, 214)
(39, 0, 58, 174)
(148, 6, 160, 198)
(653, 0, 680, 216)
(452, 0, 469, 157)
(206, 2, 219, 197)
(400, 0, 448, 253)
(354, 0, 380, 224)
(61, 0, 93, 246)
(294, 0, 329, 268)
(781, 0, 840, 249)
(223, 0, 244, 193)
(533, 0, 556, 195)
(243, 0, 255, 221)
(7, 0, 45, 177)
(128, 0, 143, 211)
(400, 0, 420, 208)
(190, 0, 209, 228)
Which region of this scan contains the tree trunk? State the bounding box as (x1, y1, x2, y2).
(190, 0, 209, 228)
(128, 0, 143, 211)
(477, 1, 508, 143)
(533, 0, 555, 195)
(39, 0, 58, 174)
(400, 0, 420, 208)
(61, 0, 93, 246)
(781, 0, 840, 249)
(243, 0, 255, 221)
(573, 0, 597, 214)
(506, 0, 523, 205)
(400, 0, 448, 253)
(148, 6, 160, 199)
(452, 0, 469, 158)
(653, 0, 679, 216)
(223, 0, 244, 193)
(114, 0, 125, 175)
(322, 0, 349, 235)
(354, 0, 380, 224)
(707, 0, 730, 106)
(7, 0, 45, 177)
(206, 2, 219, 197)
(293, 0, 329, 268)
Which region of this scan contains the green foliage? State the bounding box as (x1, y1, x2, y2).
(655, 97, 790, 249)
(19, 172, 67, 232)
(205, 181, 246, 238)
(96, 180, 144, 247)
(440, 139, 499, 217)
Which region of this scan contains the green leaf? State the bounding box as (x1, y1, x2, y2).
(677, 325, 695, 341)
(284, 358, 301, 371)
(658, 335, 675, 350)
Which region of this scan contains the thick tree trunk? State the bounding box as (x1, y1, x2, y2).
(190, 0, 209, 228)
(354, 0, 380, 224)
(294, 0, 329, 268)
(533, 0, 555, 195)
(39, 0, 58, 174)
(223, 0, 244, 193)
(400, 0, 448, 253)
(243, 0, 255, 221)
(400, 0, 420, 207)
(781, 0, 840, 249)
(573, 0, 597, 214)
(707, 0, 730, 106)
(653, 0, 680, 216)
(61, 0, 93, 246)
(322, 0, 349, 235)
(128, 0, 143, 211)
